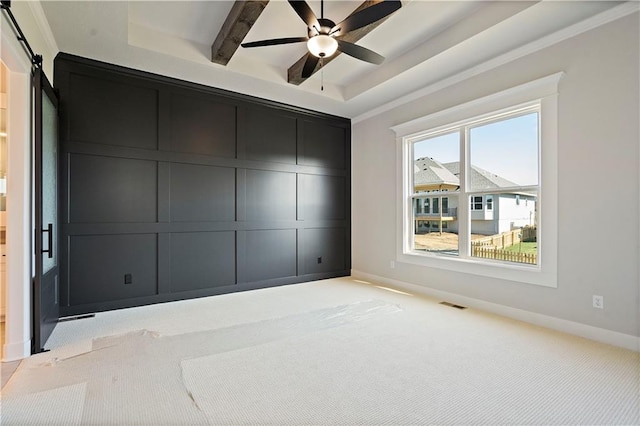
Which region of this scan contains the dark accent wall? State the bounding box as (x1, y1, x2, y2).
(55, 53, 351, 316)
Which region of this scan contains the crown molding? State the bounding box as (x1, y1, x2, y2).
(27, 1, 59, 58)
(353, 2, 639, 124)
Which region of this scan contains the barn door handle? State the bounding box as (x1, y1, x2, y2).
(42, 223, 53, 259)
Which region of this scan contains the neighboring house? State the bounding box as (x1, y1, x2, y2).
(413, 158, 536, 235)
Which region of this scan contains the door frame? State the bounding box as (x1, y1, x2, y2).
(1, 23, 34, 361)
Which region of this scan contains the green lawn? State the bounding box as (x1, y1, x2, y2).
(503, 242, 537, 255)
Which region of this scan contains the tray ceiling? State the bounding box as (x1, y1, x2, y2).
(39, 1, 628, 118)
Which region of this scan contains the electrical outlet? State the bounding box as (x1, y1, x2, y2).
(124, 273, 133, 285)
(389, 260, 395, 269)
(592, 295, 604, 309)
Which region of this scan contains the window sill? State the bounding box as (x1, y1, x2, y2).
(397, 251, 557, 288)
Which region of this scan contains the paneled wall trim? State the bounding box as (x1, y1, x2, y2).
(55, 53, 351, 316)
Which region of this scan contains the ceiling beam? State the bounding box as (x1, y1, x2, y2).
(287, 0, 392, 85)
(211, 0, 269, 66)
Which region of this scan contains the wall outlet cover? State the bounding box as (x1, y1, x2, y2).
(592, 295, 604, 309)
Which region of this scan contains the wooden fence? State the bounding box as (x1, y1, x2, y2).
(472, 229, 521, 250)
(471, 226, 537, 264)
(472, 226, 537, 249)
(471, 246, 537, 265)
(521, 226, 537, 242)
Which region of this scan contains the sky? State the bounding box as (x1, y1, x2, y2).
(413, 112, 539, 186)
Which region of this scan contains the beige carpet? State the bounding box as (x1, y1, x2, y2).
(1, 277, 638, 425)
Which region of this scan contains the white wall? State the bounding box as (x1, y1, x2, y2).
(352, 14, 639, 338)
(495, 195, 535, 234)
(469, 220, 496, 236)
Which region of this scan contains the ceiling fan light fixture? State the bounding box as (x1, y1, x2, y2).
(307, 34, 338, 58)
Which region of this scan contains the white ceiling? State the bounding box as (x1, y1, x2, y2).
(39, 1, 626, 119)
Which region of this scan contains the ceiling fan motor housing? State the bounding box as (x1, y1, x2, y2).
(307, 18, 338, 58)
(309, 18, 337, 37)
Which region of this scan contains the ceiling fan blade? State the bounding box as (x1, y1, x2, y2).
(288, 1, 319, 29)
(331, 1, 401, 36)
(301, 54, 320, 78)
(241, 37, 309, 48)
(336, 40, 385, 65)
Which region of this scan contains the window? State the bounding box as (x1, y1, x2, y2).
(408, 107, 539, 263)
(392, 73, 561, 287)
(471, 196, 483, 211)
(432, 198, 439, 214)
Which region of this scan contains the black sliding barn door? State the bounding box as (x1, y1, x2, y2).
(32, 68, 60, 353)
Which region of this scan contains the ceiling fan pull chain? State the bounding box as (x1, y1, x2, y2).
(321, 57, 324, 91)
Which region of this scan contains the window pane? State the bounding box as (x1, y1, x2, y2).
(468, 112, 538, 265)
(42, 93, 58, 273)
(412, 132, 460, 256)
(470, 192, 538, 265)
(469, 112, 538, 190)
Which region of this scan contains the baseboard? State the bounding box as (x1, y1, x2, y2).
(2, 339, 31, 362)
(351, 270, 640, 352)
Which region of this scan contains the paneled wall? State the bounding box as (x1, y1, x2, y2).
(55, 54, 351, 316)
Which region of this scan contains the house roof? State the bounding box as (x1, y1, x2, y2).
(414, 157, 459, 188)
(414, 158, 518, 190)
(443, 162, 519, 190)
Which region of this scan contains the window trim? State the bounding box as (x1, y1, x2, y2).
(392, 73, 562, 288)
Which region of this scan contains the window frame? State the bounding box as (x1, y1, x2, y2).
(391, 73, 562, 288)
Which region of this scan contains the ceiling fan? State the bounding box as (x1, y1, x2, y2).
(241, 0, 402, 78)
